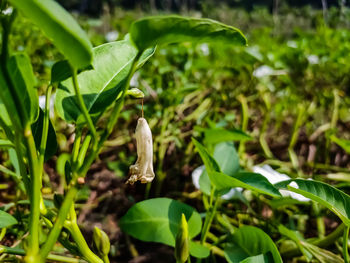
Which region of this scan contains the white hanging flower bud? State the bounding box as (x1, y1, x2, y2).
(126, 117, 155, 185)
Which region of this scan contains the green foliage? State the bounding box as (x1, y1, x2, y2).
(199, 142, 240, 195)
(224, 226, 282, 263)
(203, 128, 252, 145)
(55, 40, 154, 122)
(9, 0, 93, 69)
(7, 53, 38, 124)
(276, 179, 350, 226)
(330, 135, 350, 154)
(0, 210, 17, 229)
(130, 15, 247, 51)
(3, 2, 350, 263)
(193, 138, 280, 197)
(120, 198, 201, 246)
(209, 171, 281, 197)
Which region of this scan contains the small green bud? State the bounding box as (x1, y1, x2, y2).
(126, 88, 144, 99)
(93, 226, 110, 256)
(175, 214, 189, 263)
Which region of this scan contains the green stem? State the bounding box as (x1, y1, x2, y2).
(288, 104, 305, 173)
(66, 221, 103, 263)
(325, 89, 340, 164)
(71, 66, 96, 141)
(289, 104, 304, 150)
(0, 228, 6, 242)
(77, 135, 91, 168)
(14, 134, 31, 195)
(71, 130, 82, 170)
(40, 184, 78, 261)
(344, 226, 349, 263)
(312, 202, 325, 238)
(238, 94, 248, 155)
(23, 125, 40, 263)
(38, 85, 52, 168)
(0, 245, 82, 263)
(200, 197, 219, 244)
(38, 85, 53, 215)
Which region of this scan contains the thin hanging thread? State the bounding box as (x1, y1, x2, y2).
(141, 98, 144, 118)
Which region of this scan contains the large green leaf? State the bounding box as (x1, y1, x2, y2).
(130, 15, 247, 51)
(0, 210, 17, 228)
(9, 0, 92, 69)
(6, 53, 39, 124)
(55, 40, 155, 122)
(275, 179, 350, 226)
(119, 198, 201, 248)
(209, 171, 281, 197)
(224, 226, 282, 263)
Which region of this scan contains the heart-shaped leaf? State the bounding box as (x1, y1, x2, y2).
(120, 198, 201, 248)
(55, 40, 155, 122)
(130, 15, 247, 51)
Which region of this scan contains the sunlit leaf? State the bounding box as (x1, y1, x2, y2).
(120, 198, 201, 248)
(204, 128, 252, 145)
(130, 15, 247, 51)
(55, 40, 155, 122)
(9, 0, 92, 68)
(276, 179, 350, 226)
(209, 171, 281, 197)
(224, 226, 282, 263)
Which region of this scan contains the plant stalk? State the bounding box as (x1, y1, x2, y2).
(40, 183, 78, 261)
(344, 226, 349, 263)
(23, 125, 41, 263)
(71, 66, 97, 141)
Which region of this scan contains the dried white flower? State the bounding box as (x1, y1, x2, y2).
(126, 118, 155, 185)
